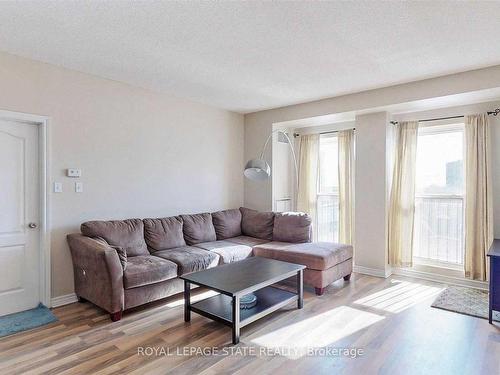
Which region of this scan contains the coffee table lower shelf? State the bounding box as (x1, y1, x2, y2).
(188, 286, 298, 344)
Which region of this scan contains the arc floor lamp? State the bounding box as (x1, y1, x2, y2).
(244, 129, 299, 205)
(241, 129, 299, 305)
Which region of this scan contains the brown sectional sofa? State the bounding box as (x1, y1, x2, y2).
(67, 207, 353, 321)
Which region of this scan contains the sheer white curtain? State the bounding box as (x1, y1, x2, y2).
(388, 121, 419, 267)
(338, 129, 355, 245)
(297, 134, 320, 240)
(465, 114, 493, 281)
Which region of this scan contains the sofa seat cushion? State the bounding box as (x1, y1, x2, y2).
(225, 235, 270, 247)
(143, 216, 186, 252)
(154, 246, 219, 275)
(81, 218, 149, 257)
(194, 240, 253, 264)
(253, 242, 353, 271)
(273, 212, 312, 243)
(212, 209, 242, 240)
(180, 213, 217, 245)
(240, 207, 275, 240)
(123, 256, 177, 289)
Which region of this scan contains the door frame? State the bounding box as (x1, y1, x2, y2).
(0, 109, 51, 307)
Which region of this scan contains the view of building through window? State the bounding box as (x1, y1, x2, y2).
(413, 124, 465, 267)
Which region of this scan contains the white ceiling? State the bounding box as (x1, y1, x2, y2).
(1, 1, 500, 114)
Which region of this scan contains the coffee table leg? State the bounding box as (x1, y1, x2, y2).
(297, 269, 303, 309)
(184, 280, 191, 322)
(232, 295, 240, 344)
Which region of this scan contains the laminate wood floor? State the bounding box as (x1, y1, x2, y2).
(1, 274, 499, 375)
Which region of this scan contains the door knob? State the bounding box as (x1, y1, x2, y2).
(28, 222, 37, 229)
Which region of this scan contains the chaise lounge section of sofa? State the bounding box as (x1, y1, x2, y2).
(67, 207, 353, 321)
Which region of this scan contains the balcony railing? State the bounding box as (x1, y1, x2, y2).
(316, 194, 465, 267)
(316, 194, 339, 243)
(413, 195, 464, 266)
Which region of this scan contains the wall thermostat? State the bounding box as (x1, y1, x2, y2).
(67, 168, 82, 177)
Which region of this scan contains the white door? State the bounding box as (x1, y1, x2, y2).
(0, 119, 40, 316)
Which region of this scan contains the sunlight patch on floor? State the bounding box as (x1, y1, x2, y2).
(250, 306, 384, 359)
(354, 279, 445, 313)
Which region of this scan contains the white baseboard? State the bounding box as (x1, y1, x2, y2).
(353, 265, 391, 278)
(354, 263, 488, 290)
(51, 293, 78, 308)
(391, 267, 488, 290)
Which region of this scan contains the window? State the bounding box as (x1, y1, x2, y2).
(317, 134, 339, 242)
(413, 123, 465, 268)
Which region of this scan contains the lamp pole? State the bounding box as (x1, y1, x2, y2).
(258, 129, 299, 192)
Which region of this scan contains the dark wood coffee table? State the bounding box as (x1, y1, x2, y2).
(180, 257, 305, 344)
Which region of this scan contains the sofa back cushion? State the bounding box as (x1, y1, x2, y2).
(143, 216, 186, 252)
(240, 207, 274, 240)
(212, 209, 242, 240)
(273, 212, 312, 243)
(81, 218, 148, 257)
(180, 213, 217, 245)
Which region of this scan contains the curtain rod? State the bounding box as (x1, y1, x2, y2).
(390, 108, 500, 125)
(293, 128, 356, 138)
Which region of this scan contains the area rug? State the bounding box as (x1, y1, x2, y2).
(0, 303, 58, 338)
(431, 286, 500, 322)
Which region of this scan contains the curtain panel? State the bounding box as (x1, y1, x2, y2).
(297, 134, 320, 240)
(388, 121, 419, 267)
(464, 114, 493, 281)
(338, 129, 355, 245)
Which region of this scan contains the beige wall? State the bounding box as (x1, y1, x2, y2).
(0, 52, 244, 299)
(354, 112, 391, 273)
(244, 65, 500, 273)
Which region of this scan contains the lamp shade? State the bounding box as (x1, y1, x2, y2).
(244, 158, 271, 181)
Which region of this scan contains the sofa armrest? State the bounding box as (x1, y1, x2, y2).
(67, 233, 124, 314)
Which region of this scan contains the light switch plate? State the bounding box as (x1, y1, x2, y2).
(67, 168, 82, 177)
(54, 182, 63, 193)
(75, 182, 83, 193)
